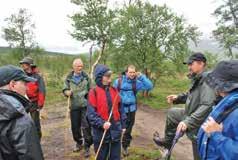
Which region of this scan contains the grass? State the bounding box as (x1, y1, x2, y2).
(126, 147, 161, 160)
(44, 74, 190, 110)
(45, 86, 64, 106)
(138, 75, 190, 109)
(66, 147, 161, 160)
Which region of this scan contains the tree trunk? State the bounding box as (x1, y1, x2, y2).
(19, 24, 27, 57)
(228, 0, 238, 28)
(89, 44, 95, 74)
(90, 41, 106, 80)
(228, 46, 234, 59)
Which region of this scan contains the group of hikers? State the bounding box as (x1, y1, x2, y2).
(62, 59, 153, 159)
(0, 52, 238, 160)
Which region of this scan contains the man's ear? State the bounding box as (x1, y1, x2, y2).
(8, 80, 16, 90)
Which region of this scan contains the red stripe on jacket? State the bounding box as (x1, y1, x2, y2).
(88, 86, 121, 121)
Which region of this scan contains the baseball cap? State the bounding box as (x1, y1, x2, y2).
(183, 53, 207, 65)
(0, 65, 36, 87)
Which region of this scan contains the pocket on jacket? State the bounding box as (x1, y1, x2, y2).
(110, 121, 122, 141)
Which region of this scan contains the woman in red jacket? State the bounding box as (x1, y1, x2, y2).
(87, 64, 126, 160)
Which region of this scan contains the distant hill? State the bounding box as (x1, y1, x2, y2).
(1, 39, 237, 56)
(0, 46, 12, 54)
(0, 46, 90, 58)
(189, 39, 238, 54)
(0, 46, 79, 56)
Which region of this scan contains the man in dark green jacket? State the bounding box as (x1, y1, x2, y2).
(153, 53, 216, 160)
(63, 58, 92, 158)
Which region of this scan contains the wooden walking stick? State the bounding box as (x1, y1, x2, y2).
(121, 129, 126, 159)
(95, 93, 119, 160)
(64, 95, 71, 156)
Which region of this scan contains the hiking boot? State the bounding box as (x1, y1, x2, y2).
(84, 147, 90, 158)
(73, 143, 83, 152)
(153, 131, 170, 149)
(122, 147, 129, 157)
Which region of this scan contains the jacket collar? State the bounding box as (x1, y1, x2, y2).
(0, 90, 30, 121)
(189, 71, 206, 91)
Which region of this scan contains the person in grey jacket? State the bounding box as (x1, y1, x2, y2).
(0, 65, 44, 160)
(62, 58, 93, 158)
(153, 53, 216, 160)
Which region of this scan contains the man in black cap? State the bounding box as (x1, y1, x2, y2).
(0, 65, 44, 160)
(153, 53, 216, 160)
(19, 57, 46, 140)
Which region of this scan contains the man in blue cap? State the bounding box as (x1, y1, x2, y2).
(0, 65, 44, 160)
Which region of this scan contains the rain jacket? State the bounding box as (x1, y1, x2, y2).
(0, 89, 44, 160)
(113, 74, 153, 113)
(87, 64, 127, 143)
(197, 90, 238, 160)
(173, 72, 216, 140)
(63, 71, 90, 110)
(26, 67, 46, 108)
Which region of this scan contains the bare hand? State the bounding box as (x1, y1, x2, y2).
(65, 90, 72, 97)
(167, 95, 178, 104)
(202, 117, 223, 134)
(40, 108, 48, 120)
(103, 122, 111, 130)
(136, 72, 142, 77)
(177, 121, 187, 132)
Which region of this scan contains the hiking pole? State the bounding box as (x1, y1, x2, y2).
(95, 94, 119, 160)
(64, 95, 71, 156)
(66, 95, 71, 119)
(121, 129, 126, 158)
(164, 130, 184, 160)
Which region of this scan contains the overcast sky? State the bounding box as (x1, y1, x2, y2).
(0, 0, 220, 54)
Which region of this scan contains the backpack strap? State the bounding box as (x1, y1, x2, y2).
(216, 103, 238, 123)
(117, 75, 137, 96)
(205, 103, 238, 160)
(93, 87, 97, 98)
(92, 87, 117, 101)
(132, 80, 137, 97)
(117, 76, 122, 91)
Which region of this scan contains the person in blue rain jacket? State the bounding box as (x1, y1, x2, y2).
(113, 64, 153, 156)
(197, 60, 238, 160)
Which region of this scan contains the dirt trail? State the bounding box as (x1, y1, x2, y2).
(41, 102, 193, 160)
(134, 105, 193, 160)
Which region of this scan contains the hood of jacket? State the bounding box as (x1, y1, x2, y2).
(94, 64, 110, 88)
(0, 89, 31, 122)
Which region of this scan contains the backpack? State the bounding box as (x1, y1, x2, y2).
(117, 75, 137, 97)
